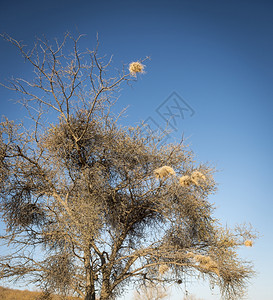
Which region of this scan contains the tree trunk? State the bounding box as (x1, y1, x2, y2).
(85, 288, 96, 300)
(85, 289, 96, 300)
(100, 275, 111, 300)
(84, 247, 96, 300)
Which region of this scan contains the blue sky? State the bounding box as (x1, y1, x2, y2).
(0, 0, 273, 299)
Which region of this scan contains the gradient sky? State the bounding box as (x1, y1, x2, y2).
(0, 1, 273, 299)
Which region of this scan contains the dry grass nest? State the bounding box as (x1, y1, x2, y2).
(194, 255, 220, 276)
(154, 166, 176, 179)
(129, 61, 145, 75)
(244, 240, 253, 247)
(158, 264, 169, 275)
(179, 175, 192, 187)
(179, 170, 206, 187)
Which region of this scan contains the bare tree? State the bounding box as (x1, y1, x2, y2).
(0, 33, 257, 300)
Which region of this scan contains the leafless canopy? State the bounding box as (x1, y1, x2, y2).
(0, 33, 257, 300)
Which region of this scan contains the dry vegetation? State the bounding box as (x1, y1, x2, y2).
(0, 286, 82, 299)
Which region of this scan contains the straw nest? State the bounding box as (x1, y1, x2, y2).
(154, 166, 176, 179)
(244, 240, 253, 247)
(194, 255, 220, 276)
(190, 170, 206, 185)
(129, 62, 144, 75)
(179, 175, 192, 187)
(158, 264, 169, 275)
(194, 255, 212, 265)
(179, 170, 206, 187)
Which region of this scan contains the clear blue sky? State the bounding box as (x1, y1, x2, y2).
(0, 1, 273, 299)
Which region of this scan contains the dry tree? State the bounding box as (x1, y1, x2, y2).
(0, 33, 257, 300)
